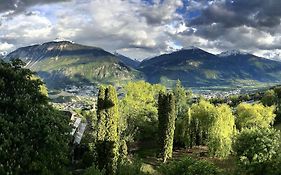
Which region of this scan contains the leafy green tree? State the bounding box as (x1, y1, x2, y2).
(96, 85, 119, 174)
(173, 80, 193, 147)
(208, 104, 235, 157)
(233, 127, 281, 175)
(236, 103, 275, 130)
(174, 108, 193, 148)
(119, 81, 166, 141)
(271, 87, 281, 124)
(173, 80, 191, 119)
(0, 59, 70, 174)
(190, 100, 216, 146)
(158, 92, 176, 162)
(261, 89, 277, 107)
(259, 87, 281, 124)
(190, 100, 235, 157)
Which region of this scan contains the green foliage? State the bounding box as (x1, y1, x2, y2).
(97, 85, 107, 141)
(96, 85, 119, 174)
(175, 108, 193, 147)
(261, 89, 277, 106)
(173, 80, 191, 118)
(84, 160, 148, 175)
(0, 59, 70, 174)
(78, 110, 97, 169)
(190, 100, 216, 146)
(268, 86, 281, 124)
(236, 103, 275, 130)
(233, 127, 281, 175)
(190, 100, 235, 157)
(119, 140, 128, 164)
(120, 81, 166, 141)
(173, 80, 193, 147)
(83, 165, 105, 175)
(159, 156, 223, 175)
(208, 104, 236, 157)
(268, 153, 281, 175)
(158, 92, 176, 162)
(116, 159, 148, 175)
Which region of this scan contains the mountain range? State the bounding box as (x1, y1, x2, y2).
(4, 41, 142, 88)
(3, 41, 281, 89)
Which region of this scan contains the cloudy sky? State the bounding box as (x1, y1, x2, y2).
(0, 0, 281, 60)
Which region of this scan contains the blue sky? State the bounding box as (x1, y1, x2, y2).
(1, 0, 281, 60)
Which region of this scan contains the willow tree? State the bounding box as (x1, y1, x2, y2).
(158, 92, 176, 162)
(208, 104, 235, 157)
(236, 103, 275, 130)
(190, 100, 235, 158)
(96, 85, 119, 174)
(119, 81, 166, 141)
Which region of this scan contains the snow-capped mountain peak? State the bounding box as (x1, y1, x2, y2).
(219, 50, 248, 57)
(52, 38, 75, 44)
(181, 46, 199, 50)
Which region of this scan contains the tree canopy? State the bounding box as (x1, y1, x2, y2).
(119, 81, 166, 141)
(0, 59, 71, 174)
(236, 103, 275, 130)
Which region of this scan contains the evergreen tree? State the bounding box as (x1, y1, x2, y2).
(96, 85, 119, 174)
(105, 85, 119, 174)
(158, 91, 166, 153)
(158, 92, 176, 162)
(97, 86, 106, 141)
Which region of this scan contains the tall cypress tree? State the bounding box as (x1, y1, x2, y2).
(158, 92, 176, 162)
(158, 91, 166, 153)
(96, 85, 119, 174)
(96, 86, 107, 171)
(97, 85, 106, 141)
(104, 85, 119, 175)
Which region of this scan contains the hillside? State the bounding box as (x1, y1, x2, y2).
(114, 52, 140, 69)
(139, 48, 281, 87)
(5, 42, 281, 89)
(5, 41, 142, 88)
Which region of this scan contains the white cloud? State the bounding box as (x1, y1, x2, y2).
(0, 11, 53, 49)
(0, 42, 14, 52)
(1, 0, 281, 61)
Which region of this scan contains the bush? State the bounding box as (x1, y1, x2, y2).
(84, 160, 147, 175)
(117, 159, 148, 175)
(233, 127, 281, 175)
(159, 156, 223, 175)
(83, 165, 104, 175)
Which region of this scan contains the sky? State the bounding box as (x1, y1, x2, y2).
(0, 0, 281, 60)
